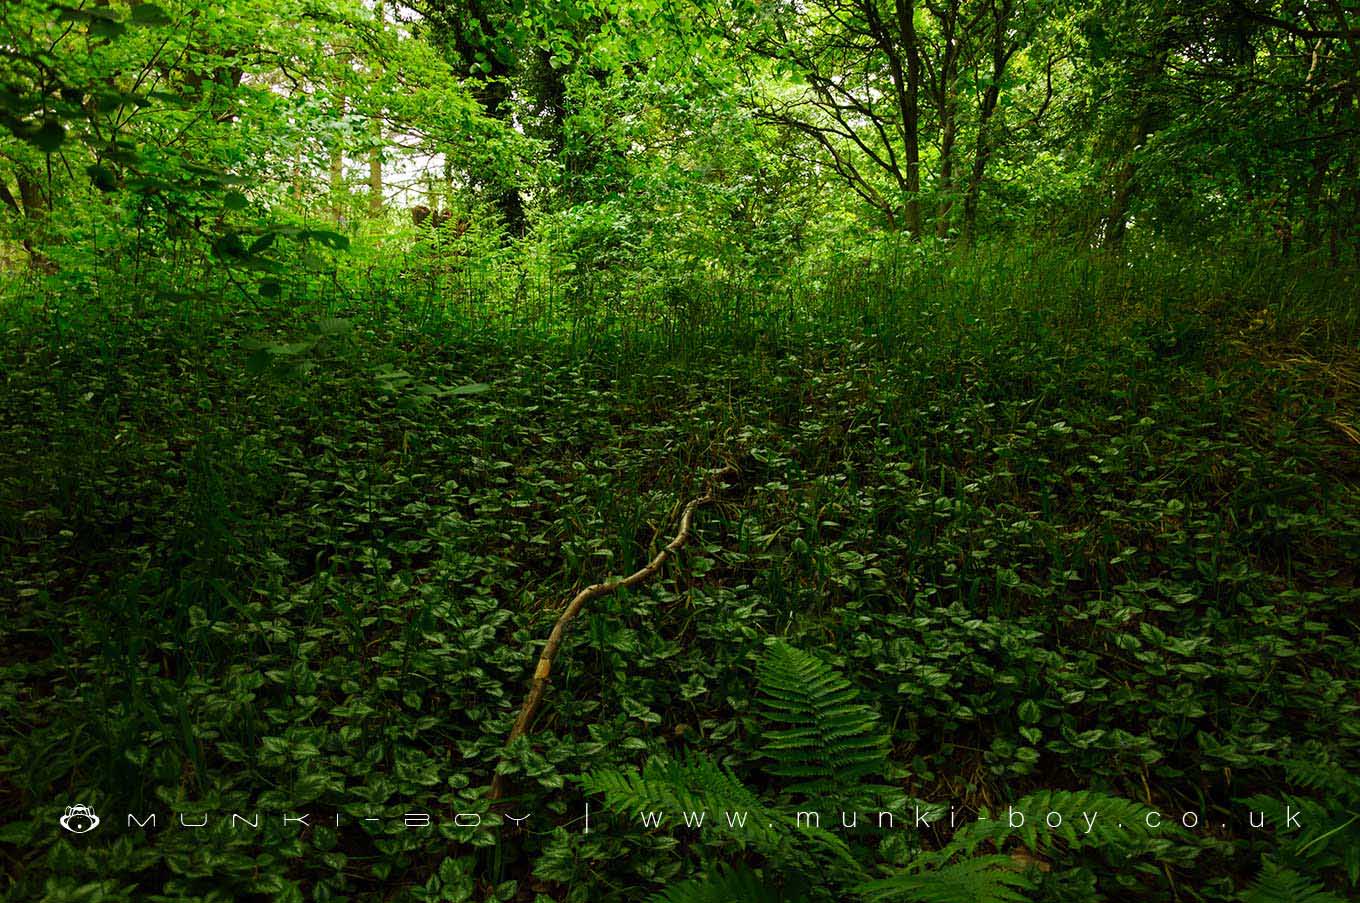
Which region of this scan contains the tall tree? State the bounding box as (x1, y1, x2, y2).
(419, 0, 528, 235)
(368, 0, 385, 218)
(960, 0, 1027, 244)
(923, 0, 973, 236)
(745, 0, 928, 235)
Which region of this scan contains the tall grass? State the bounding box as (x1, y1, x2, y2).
(3, 234, 1357, 367)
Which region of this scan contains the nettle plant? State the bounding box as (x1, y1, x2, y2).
(563, 640, 1188, 903)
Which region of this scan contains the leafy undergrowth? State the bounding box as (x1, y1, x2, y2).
(1, 288, 1357, 902)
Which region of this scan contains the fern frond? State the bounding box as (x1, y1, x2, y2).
(1238, 859, 1347, 903)
(858, 854, 1033, 903)
(756, 640, 889, 797)
(652, 865, 805, 903)
(1239, 791, 1360, 881)
(583, 752, 773, 846)
(948, 789, 1165, 857)
(1277, 745, 1360, 803)
(581, 751, 859, 877)
(1237, 750, 1360, 888)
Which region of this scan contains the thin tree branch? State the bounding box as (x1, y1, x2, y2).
(488, 465, 738, 802)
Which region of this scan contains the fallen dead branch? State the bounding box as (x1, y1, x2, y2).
(488, 464, 737, 802)
(1328, 417, 1360, 445)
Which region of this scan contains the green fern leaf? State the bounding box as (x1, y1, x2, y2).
(1238, 859, 1348, 903)
(949, 789, 1166, 857)
(1279, 746, 1360, 803)
(581, 751, 859, 878)
(1239, 791, 1360, 881)
(858, 854, 1033, 903)
(652, 865, 806, 903)
(756, 640, 890, 797)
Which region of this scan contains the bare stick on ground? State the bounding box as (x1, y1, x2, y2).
(488, 465, 736, 802)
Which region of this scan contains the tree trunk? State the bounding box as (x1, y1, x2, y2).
(961, 0, 1013, 245)
(427, 0, 526, 237)
(961, 83, 1001, 244)
(292, 149, 305, 203)
(368, 0, 384, 217)
(1345, 150, 1360, 265)
(480, 74, 525, 235)
(368, 136, 382, 217)
(1302, 153, 1329, 250)
(937, 93, 957, 238)
(895, 0, 924, 237)
(11, 171, 50, 267)
(330, 88, 346, 224)
(927, 0, 963, 238)
(329, 146, 344, 223)
(1100, 26, 1171, 250)
(1101, 149, 1139, 250)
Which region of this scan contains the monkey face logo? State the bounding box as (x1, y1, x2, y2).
(59, 804, 100, 834)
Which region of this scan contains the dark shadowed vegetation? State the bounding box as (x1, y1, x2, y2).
(1, 1, 1358, 901)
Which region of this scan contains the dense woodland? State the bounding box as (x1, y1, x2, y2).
(1, 1, 1358, 901)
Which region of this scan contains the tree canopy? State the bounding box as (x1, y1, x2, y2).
(3, 0, 1356, 273)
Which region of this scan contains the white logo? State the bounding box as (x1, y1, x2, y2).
(59, 804, 100, 834)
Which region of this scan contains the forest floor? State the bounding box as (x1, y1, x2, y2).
(1, 269, 1358, 901)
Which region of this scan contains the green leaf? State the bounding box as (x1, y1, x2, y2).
(302, 229, 350, 251)
(89, 18, 128, 39)
(1238, 860, 1348, 903)
(654, 865, 802, 902)
(0, 820, 35, 845)
(859, 855, 1032, 902)
(756, 640, 889, 796)
(31, 120, 65, 153)
(86, 163, 118, 191)
(213, 233, 246, 259)
(130, 3, 171, 26)
(246, 348, 272, 375)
